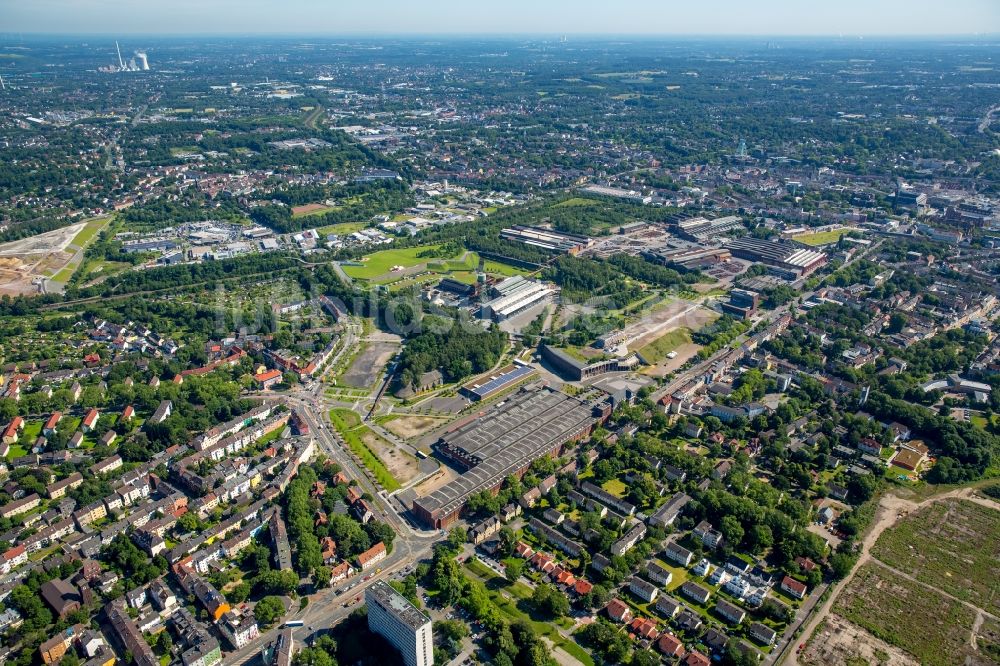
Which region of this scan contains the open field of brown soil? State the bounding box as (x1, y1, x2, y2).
(800, 613, 919, 666)
(341, 341, 397, 388)
(412, 464, 459, 497)
(384, 414, 450, 440)
(870, 498, 1000, 610)
(361, 429, 419, 485)
(833, 563, 979, 666)
(0, 222, 84, 295)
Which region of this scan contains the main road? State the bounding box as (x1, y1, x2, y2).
(224, 315, 444, 664)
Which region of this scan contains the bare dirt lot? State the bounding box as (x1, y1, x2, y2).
(789, 488, 1000, 666)
(630, 302, 718, 377)
(625, 298, 718, 351)
(341, 341, 397, 388)
(800, 614, 919, 666)
(832, 563, 979, 666)
(361, 429, 419, 486)
(643, 342, 701, 378)
(384, 415, 450, 440)
(0, 221, 86, 295)
(411, 464, 459, 497)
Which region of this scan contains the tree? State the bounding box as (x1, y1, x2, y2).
(434, 619, 469, 642)
(829, 552, 857, 580)
(10, 584, 53, 631)
(887, 312, 908, 334)
(177, 512, 203, 533)
(253, 569, 299, 596)
(723, 645, 761, 666)
(631, 649, 661, 666)
(254, 596, 286, 628)
(326, 514, 371, 557)
(296, 533, 323, 577)
(101, 535, 167, 588)
(627, 473, 658, 508)
(496, 526, 517, 558)
(365, 521, 396, 553)
(530, 583, 569, 619)
(720, 515, 745, 547)
(503, 558, 525, 584)
(431, 557, 463, 607)
(581, 583, 611, 610)
(446, 527, 467, 552)
(847, 473, 878, 503)
(747, 524, 774, 555)
(579, 621, 631, 664)
(294, 645, 336, 666)
(228, 581, 251, 604)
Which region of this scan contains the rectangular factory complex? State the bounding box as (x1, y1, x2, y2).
(479, 276, 555, 321)
(460, 363, 537, 402)
(412, 386, 610, 528)
(725, 237, 827, 278)
(677, 215, 745, 240)
(500, 225, 592, 254)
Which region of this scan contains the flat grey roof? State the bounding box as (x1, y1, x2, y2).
(415, 387, 602, 518)
(367, 580, 430, 630)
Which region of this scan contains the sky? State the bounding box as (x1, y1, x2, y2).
(4, 0, 998, 36)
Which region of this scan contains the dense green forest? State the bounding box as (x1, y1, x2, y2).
(395, 316, 508, 389)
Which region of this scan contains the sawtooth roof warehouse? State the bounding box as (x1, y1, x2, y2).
(411, 386, 611, 529)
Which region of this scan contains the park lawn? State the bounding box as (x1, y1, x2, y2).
(441, 254, 478, 271)
(317, 221, 368, 235)
(637, 327, 692, 363)
(482, 259, 530, 277)
(256, 427, 285, 448)
(328, 408, 401, 492)
(834, 563, 978, 666)
(386, 274, 445, 293)
(464, 558, 498, 581)
(601, 478, 628, 498)
(449, 270, 479, 284)
(552, 197, 600, 208)
(52, 266, 78, 282)
(83, 260, 130, 279)
(653, 558, 690, 593)
(5, 444, 28, 459)
(21, 421, 42, 442)
(793, 229, 850, 246)
(292, 204, 338, 219)
(343, 245, 449, 279)
(71, 217, 110, 248)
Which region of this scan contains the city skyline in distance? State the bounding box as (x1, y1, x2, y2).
(5, 0, 999, 37)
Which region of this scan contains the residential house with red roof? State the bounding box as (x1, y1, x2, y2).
(357, 541, 386, 570)
(781, 575, 808, 600)
(81, 409, 100, 433)
(658, 633, 685, 657)
(606, 599, 633, 624)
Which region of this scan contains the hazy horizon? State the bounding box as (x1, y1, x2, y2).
(5, 0, 998, 37)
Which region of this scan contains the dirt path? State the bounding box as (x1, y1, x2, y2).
(971, 611, 985, 650)
(782, 486, 996, 666)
